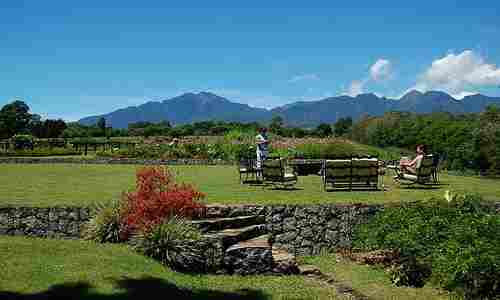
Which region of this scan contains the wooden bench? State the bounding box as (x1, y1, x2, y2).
(261, 158, 298, 189)
(321, 157, 381, 191)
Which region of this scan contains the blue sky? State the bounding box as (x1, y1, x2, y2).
(1, 1, 500, 120)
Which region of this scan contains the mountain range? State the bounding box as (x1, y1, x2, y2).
(79, 91, 500, 128)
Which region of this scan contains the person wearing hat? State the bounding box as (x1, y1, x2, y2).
(255, 127, 269, 169)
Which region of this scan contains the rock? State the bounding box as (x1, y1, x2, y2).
(271, 247, 298, 273)
(298, 264, 322, 276)
(224, 235, 273, 275)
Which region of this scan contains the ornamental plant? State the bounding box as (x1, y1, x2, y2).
(130, 215, 206, 272)
(83, 199, 124, 243)
(353, 192, 500, 298)
(120, 166, 206, 239)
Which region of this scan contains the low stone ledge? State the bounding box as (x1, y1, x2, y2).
(2, 203, 498, 257)
(0, 157, 234, 166)
(0, 206, 90, 239)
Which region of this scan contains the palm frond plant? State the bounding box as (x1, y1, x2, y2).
(83, 199, 124, 243)
(130, 215, 206, 273)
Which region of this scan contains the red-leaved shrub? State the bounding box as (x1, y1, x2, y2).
(121, 166, 205, 238)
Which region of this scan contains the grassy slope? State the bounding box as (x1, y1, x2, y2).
(0, 164, 499, 206)
(0, 236, 335, 299)
(304, 255, 452, 300)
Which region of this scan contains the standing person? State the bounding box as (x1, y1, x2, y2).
(255, 127, 269, 169)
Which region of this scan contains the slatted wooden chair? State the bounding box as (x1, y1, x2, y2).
(431, 154, 441, 184)
(394, 154, 435, 185)
(237, 158, 260, 183)
(350, 157, 380, 190)
(261, 158, 298, 189)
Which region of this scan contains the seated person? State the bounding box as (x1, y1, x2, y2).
(399, 144, 426, 175)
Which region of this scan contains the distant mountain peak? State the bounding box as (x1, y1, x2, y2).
(78, 90, 500, 128)
(197, 91, 230, 103)
(401, 90, 423, 99)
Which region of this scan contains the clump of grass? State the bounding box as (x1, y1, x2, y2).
(130, 215, 206, 272)
(83, 200, 124, 243)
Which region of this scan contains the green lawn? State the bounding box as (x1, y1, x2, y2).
(1, 164, 499, 206)
(0, 236, 335, 299)
(304, 255, 452, 300)
(0, 236, 452, 299)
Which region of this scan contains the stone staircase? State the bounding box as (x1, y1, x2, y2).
(190, 214, 298, 275)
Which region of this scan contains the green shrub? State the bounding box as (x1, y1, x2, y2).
(12, 134, 34, 150)
(221, 143, 255, 160)
(0, 148, 81, 157)
(83, 200, 124, 243)
(431, 214, 500, 299)
(353, 192, 500, 298)
(97, 143, 230, 160)
(294, 143, 379, 159)
(130, 216, 205, 272)
(388, 256, 432, 288)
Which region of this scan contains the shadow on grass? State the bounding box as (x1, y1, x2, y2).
(266, 187, 303, 191)
(0, 277, 269, 300)
(323, 188, 384, 192)
(398, 185, 444, 190)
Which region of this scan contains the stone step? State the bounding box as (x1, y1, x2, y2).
(226, 234, 271, 250)
(223, 235, 300, 275)
(190, 215, 265, 232)
(204, 224, 267, 249)
(272, 247, 299, 275)
(272, 247, 295, 263)
(224, 234, 272, 275)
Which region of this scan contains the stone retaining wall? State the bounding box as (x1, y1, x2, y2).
(0, 204, 379, 253)
(2, 203, 498, 256)
(0, 206, 90, 239)
(203, 204, 383, 256)
(0, 157, 234, 165)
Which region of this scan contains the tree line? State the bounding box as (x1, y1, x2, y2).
(1, 100, 499, 173)
(0, 100, 340, 139)
(346, 107, 500, 174)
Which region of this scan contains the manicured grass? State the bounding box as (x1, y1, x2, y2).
(0, 236, 335, 299)
(0, 164, 499, 207)
(304, 255, 452, 300)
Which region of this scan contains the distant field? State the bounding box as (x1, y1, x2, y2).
(1, 164, 499, 207)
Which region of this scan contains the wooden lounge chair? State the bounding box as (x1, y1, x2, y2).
(431, 154, 441, 184)
(351, 157, 380, 190)
(394, 154, 435, 185)
(261, 158, 298, 189)
(237, 158, 260, 183)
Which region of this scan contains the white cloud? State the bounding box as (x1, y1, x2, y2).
(343, 58, 393, 97)
(370, 59, 393, 81)
(450, 91, 477, 100)
(288, 73, 320, 83)
(414, 50, 500, 95)
(346, 80, 366, 97)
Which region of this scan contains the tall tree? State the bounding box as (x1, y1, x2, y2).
(97, 117, 106, 136)
(315, 123, 333, 137)
(0, 100, 32, 138)
(333, 117, 353, 137)
(269, 115, 284, 136)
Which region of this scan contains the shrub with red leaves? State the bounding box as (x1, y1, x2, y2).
(121, 166, 205, 238)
